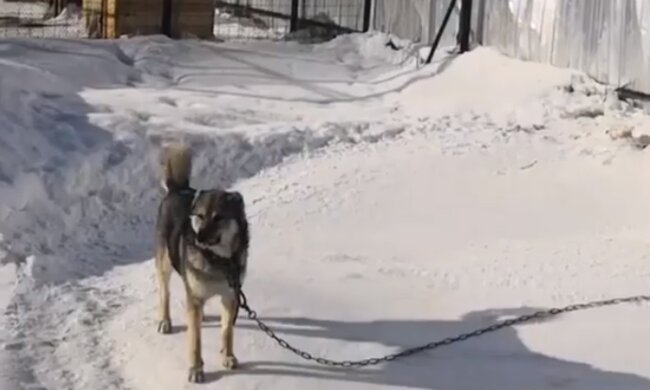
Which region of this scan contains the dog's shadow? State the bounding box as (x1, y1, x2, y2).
(170, 314, 222, 334)
(207, 306, 650, 389)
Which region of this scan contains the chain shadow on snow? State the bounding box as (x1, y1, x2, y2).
(219, 307, 650, 390)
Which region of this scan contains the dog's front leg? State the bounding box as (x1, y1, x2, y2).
(187, 296, 205, 383)
(155, 248, 172, 334)
(220, 294, 239, 370)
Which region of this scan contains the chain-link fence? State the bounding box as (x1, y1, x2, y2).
(0, 0, 372, 40)
(214, 0, 372, 41)
(0, 0, 104, 38)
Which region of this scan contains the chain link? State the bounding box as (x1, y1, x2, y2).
(228, 267, 650, 368)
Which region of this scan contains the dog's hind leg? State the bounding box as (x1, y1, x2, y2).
(155, 246, 172, 334)
(219, 294, 239, 370)
(187, 297, 205, 383)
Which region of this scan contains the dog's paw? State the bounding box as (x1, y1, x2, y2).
(222, 355, 239, 370)
(188, 367, 205, 383)
(157, 319, 172, 334)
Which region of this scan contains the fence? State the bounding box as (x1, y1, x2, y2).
(213, 0, 372, 40)
(374, 0, 650, 95)
(0, 0, 372, 40)
(0, 1, 96, 38)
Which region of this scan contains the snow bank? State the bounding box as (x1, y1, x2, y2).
(0, 38, 139, 273)
(0, 34, 414, 286)
(399, 46, 625, 126)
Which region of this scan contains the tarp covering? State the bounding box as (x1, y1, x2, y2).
(372, 0, 650, 94)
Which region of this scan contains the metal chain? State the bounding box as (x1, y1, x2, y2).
(235, 289, 650, 368)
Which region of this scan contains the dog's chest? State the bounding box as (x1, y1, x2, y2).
(184, 245, 237, 300)
(185, 271, 232, 300)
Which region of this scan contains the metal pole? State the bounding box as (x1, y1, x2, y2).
(362, 0, 373, 32)
(161, 0, 172, 37)
(476, 0, 485, 44)
(425, 0, 457, 64)
(459, 0, 473, 52)
(290, 0, 300, 32)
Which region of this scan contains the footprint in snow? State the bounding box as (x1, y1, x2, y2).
(158, 96, 177, 107)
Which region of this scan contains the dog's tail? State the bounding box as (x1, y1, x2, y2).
(161, 144, 192, 193)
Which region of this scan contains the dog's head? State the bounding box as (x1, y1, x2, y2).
(189, 189, 246, 257)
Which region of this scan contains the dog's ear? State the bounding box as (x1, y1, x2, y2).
(226, 191, 245, 212)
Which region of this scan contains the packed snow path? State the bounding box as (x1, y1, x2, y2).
(1, 33, 650, 389)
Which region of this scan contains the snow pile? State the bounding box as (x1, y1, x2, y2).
(0, 38, 140, 272)
(397, 46, 640, 131)
(318, 31, 417, 68)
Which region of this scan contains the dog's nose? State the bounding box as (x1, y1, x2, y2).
(197, 230, 221, 246)
(197, 229, 209, 244)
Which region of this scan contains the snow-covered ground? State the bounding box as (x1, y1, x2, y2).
(1, 31, 650, 389)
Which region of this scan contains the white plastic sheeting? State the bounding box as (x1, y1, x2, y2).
(371, 0, 650, 93)
(483, 0, 650, 93)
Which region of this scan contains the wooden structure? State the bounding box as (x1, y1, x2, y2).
(82, 0, 215, 38)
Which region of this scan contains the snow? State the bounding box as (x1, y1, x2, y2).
(1, 30, 650, 390)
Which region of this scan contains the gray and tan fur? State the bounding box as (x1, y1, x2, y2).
(154, 144, 249, 383)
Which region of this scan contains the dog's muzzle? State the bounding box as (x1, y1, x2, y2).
(196, 229, 221, 246)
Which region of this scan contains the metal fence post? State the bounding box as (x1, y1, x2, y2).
(362, 0, 373, 32)
(459, 0, 473, 52)
(162, 0, 172, 37)
(425, 0, 457, 64)
(290, 0, 300, 32)
(476, 0, 485, 44)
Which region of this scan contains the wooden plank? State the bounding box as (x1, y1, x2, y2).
(106, 0, 117, 38)
(80, 0, 217, 39)
(82, 0, 103, 12)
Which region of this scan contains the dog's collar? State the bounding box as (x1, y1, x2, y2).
(191, 189, 203, 209)
(192, 244, 243, 287)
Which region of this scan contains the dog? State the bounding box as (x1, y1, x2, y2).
(154, 144, 249, 383)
